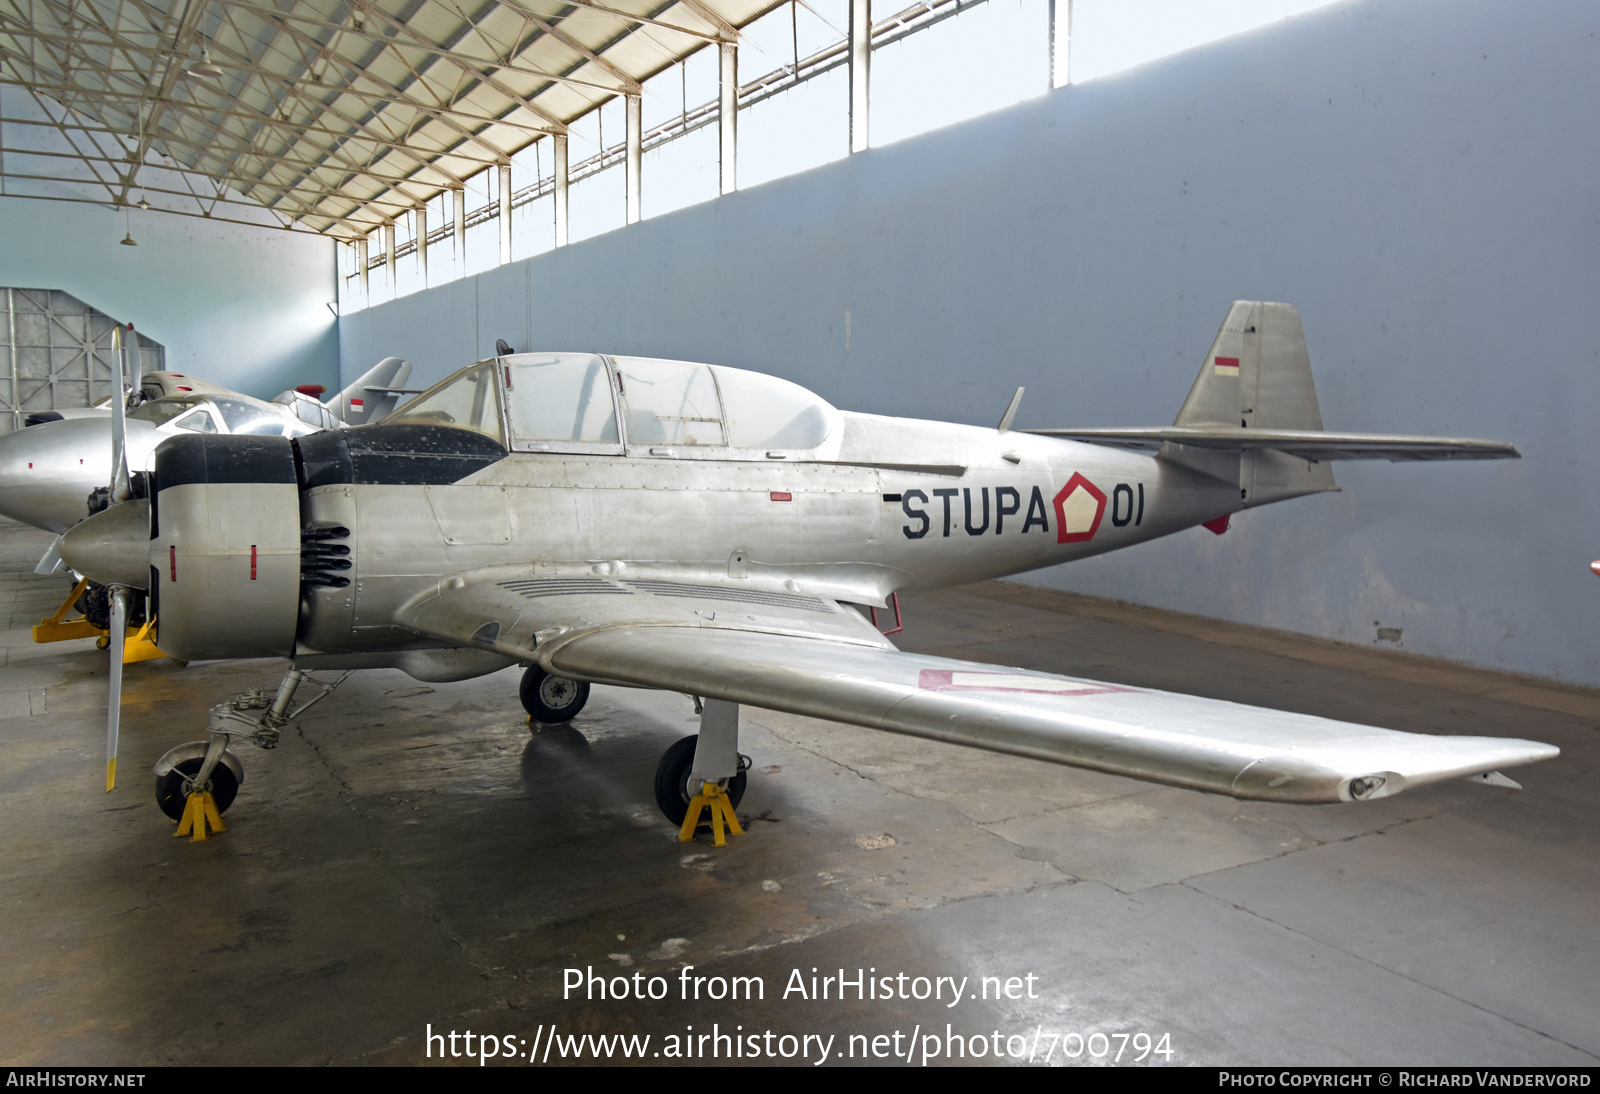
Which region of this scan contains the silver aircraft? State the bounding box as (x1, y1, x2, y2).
(57, 301, 1556, 838)
(0, 356, 415, 536)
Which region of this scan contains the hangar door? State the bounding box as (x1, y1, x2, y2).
(0, 288, 165, 435)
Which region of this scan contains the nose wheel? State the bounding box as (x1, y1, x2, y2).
(520, 666, 590, 723)
(155, 756, 240, 821)
(154, 737, 244, 842)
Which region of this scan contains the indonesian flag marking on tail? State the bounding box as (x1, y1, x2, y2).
(350, 398, 364, 408)
(1214, 355, 1240, 377)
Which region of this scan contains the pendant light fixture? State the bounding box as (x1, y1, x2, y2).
(188, 46, 223, 79)
(189, 14, 224, 80)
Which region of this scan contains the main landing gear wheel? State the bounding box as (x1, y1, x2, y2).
(653, 735, 747, 826)
(155, 757, 239, 822)
(520, 665, 590, 723)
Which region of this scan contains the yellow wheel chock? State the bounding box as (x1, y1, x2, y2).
(677, 781, 744, 847)
(33, 577, 168, 661)
(174, 791, 228, 842)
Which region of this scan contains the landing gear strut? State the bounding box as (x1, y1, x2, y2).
(654, 699, 751, 845)
(520, 665, 590, 723)
(153, 666, 351, 841)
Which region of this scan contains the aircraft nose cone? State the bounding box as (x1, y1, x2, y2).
(0, 417, 113, 532)
(59, 500, 150, 589)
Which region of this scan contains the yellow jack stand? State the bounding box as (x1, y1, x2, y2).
(121, 617, 165, 664)
(174, 791, 227, 842)
(32, 577, 99, 642)
(677, 781, 744, 847)
(33, 578, 168, 661)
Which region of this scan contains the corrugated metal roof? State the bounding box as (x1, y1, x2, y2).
(0, 0, 779, 237)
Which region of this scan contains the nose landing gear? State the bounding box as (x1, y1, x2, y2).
(153, 667, 351, 841)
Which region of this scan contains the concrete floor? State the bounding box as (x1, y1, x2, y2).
(0, 513, 1596, 1067)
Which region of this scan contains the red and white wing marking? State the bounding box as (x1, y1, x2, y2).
(918, 668, 1131, 698)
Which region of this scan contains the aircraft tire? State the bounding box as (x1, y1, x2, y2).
(653, 734, 747, 826)
(155, 757, 239, 821)
(520, 666, 590, 724)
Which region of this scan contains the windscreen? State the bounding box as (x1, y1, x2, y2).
(128, 396, 206, 426)
(385, 364, 505, 445)
(171, 409, 218, 434)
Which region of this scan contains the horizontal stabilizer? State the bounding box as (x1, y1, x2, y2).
(1023, 426, 1520, 462)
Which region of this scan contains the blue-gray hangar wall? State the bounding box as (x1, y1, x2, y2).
(338, 0, 1600, 687)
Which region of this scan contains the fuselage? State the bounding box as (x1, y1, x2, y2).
(289, 414, 1240, 659)
(62, 352, 1259, 673)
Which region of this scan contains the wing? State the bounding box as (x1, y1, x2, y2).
(1021, 426, 1519, 462)
(401, 574, 1556, 805)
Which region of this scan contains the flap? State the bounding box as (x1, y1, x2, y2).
(399, 568, 895, 661)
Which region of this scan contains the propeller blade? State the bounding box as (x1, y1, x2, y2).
(126, 323, 143, 406)
(106, 584, 128, 792)
(103, 325, 137, 791)
(110, 325, 131, 504)
(33, 534, 65, 576)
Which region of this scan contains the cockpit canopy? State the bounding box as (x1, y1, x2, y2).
(128, 393, 324, 438)
(270, 390, 343, 430)
(384, 353, 837, 456)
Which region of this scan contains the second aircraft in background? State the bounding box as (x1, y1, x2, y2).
(0, 355, 416, 536)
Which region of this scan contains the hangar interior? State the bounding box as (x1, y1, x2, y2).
(0, 0, 1596, 1067)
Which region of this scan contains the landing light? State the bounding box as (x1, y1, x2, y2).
(1348, 775, 1387, 800)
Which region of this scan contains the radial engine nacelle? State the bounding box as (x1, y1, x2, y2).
(61, 433, 302, 661)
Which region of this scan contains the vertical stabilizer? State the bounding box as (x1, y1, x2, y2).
(1175, 301, 1324, 430)
(1167, 301, 1336, 507)
(330, 357, 414, 425)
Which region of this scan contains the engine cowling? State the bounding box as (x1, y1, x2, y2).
(148, 434, 301, 660)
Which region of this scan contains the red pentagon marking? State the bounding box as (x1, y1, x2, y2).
(1052, 472, 1107, 544)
